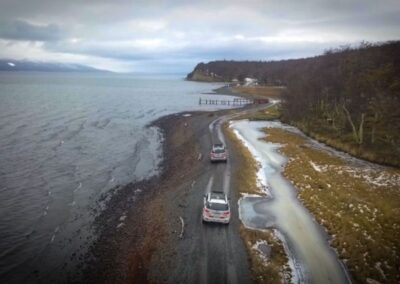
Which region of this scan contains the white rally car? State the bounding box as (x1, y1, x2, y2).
(202, 191, 231, 224)
(209, 143, 228, 163)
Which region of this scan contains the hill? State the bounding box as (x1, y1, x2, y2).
(188, 41, 400, 166)
(0, 59, 107, 72)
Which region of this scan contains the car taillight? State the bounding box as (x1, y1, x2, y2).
(223, 211, 230, 215)
(204, 208, 210, 213)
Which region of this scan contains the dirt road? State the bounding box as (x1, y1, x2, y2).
(148, 104, 271, 284)
(165, 119, 248, 283)
(80, 104, 268, 284)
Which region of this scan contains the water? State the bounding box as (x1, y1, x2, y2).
(0, 71, 235, 283)
(231, 120, 350, 284)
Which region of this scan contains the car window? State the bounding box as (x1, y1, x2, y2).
(206, 202, 229, 211)
(212, 148, 225, 154)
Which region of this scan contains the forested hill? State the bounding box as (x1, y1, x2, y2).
(187, 41, 400, 85)
(188, 41, 400, 166)
(187, 57, 311, 84)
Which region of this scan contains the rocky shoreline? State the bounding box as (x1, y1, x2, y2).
(78, 109, 231, 283)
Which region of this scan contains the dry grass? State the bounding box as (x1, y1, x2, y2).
(225, 124, 290, 283)
(239, 104, 282, 121)
(225, 124, 260, 195)
(239, 226, 291, 284)
(263, 127, 400, 284)
(232, 86, 285, 99)
(293, 122, 400, 167)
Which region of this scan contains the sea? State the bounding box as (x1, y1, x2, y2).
(0, 71, 235, 283)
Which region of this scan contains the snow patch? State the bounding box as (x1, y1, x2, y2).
(252, 240, 271, 263)
(274, 230, 303, 284)
(240, 192, 262, 198)
(309, 161, 323, 172)
(230, 125, 271, 195)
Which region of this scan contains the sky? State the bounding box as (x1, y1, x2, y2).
(0, 0, 399, 73)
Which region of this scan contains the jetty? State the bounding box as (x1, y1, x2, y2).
(198, 97, 268, 106)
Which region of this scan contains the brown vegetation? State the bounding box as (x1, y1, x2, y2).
(188, 41, 400, 167)
(282, 42, 400, 167)
(232, 86, 284, 99)
(263, 127, 400, 283)
(238, 104, 281, 121)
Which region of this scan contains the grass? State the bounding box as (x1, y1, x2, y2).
(232, 86, 284, 99)
(239, 226, 291, 284)
(224, 123, 290, 283)
(263, 127, 400, 283)
(291, 120, 400, 167)
(225, 123, 260, 195)
(239, 104, 282, 121)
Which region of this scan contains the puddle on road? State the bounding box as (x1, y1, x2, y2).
(231, 120, 350, 284)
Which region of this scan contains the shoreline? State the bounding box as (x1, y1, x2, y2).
(81, 84, 399, 283)
(79, 108, 235, 283)
(78, 87, 258, 283)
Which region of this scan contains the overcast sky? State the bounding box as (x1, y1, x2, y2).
(0, 0, 399, 72)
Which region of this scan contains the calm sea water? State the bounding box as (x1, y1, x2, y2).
(0, 72, 234, 283)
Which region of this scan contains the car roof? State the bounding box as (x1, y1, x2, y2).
(209, 191, 227, 202)
(212, 143, 224, 148)
(209, 199, 227, 204)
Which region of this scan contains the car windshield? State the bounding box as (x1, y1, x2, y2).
(212, 148, 225, 154)
(206, 202, 229, 211)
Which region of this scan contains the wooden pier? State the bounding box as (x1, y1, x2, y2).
(198, 97, 268, 106)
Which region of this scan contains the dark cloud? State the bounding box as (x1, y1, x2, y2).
(0, 20, 66, 42)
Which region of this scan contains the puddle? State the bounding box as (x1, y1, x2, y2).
(231, 120, 350, 284)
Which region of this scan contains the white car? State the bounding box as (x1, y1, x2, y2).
(209, 143, 228, 163)
(202, 191, 231, 224)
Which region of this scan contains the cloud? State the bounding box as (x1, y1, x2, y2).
(0, 20, 66, 42)
(0, 0, 399, 72)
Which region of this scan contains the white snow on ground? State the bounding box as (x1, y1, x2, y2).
(7, 62, 15, 67)
(273, 230, 302, 284)
(375, 262, 386, 280)
(252, 240, 270, 263)
(309, 161, 322, 172)
(230, 125, 271, 195)
(306, 163, 400, 188)
(240, 193, 262, 197)
(366, 278, 382, 284)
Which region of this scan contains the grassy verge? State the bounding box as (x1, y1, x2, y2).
(224, 123, 290, 283)
(290, 121, 400, 167)
(263, 127, 400, 283)
(239, 104, 281, 121)
(232, 86, 284, 99)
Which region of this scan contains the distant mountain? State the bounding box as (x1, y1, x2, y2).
(0, 59, 108, 72)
